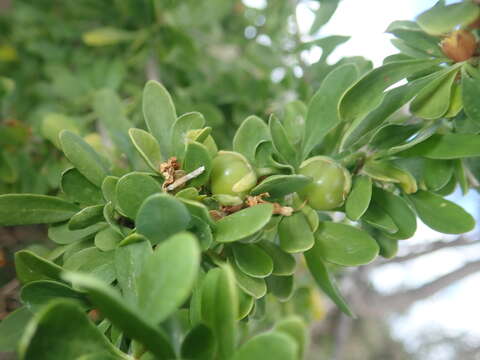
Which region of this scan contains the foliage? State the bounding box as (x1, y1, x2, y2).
(1, 0, 480, 359)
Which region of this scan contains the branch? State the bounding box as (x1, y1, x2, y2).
(377, 236, 477, 265)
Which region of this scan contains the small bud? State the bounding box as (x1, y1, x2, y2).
(441, 30, 477, 62)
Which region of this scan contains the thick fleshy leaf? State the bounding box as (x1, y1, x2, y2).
(179, 198, 215, 227)
(258, 240, 296, 276)
(41, 113, 79, 149)
(95, 227, 123, 251)
(315, 222, 379, 266)
(61, 168, 104, 205)
(201, 266, 238, 360)
(136, 194, 191, 245)
(230, 260, 267, 299)
(20, 280, 86, 312)
(94, 89, 136, 163)
(102, 176, 119, 204)
(233, 115, 270, 165)
(250, 174, 311, 198)
(401, 134, 480, 159)
(339, 59, 442, 122)
(376, 234, 399, 259)
(171, 112, 205, 159)
(137, 232, 200, 323)
(362, 206, 398, 234)
(183, 141, 211, 187)
(371, 187, 417, 239)
(303, 63, 358, 159)
(142, 81, 176, 158)
(114, 234, 152, 304)
(274, 316, 309, 359)
(232, 243, 273, 278)
(0, 307, 33, 352)
(410, 66, 459, 120)
(408, 190, 475, 234)
(423, 159, 453, 191)
(60, 130, 109, 187)
(232, 332, 297, 360)
(0, 194, 78, 226)
(63, 247, 116, 284)
(128, 128, 163, 172)
(345, 175, 372, 221)
(462, 70, 480, 126)
(48, 222, 106, 246)
(116, 172, 162, 219)
(15, 250, 63, 284)
(304, 248, 354, 317)
(362, 160, 417, 194)
(269, 114, 298, 167)
(215, 204, 273, 243)
(18, 300, 123, 360)
(278, 212, 314, 253)
(180, 324, 216, 360)
(64, 273, 174, 359)
(266, 275, 294, 301)
(68, 205, 104, 230)
(417, 1, 480, 35)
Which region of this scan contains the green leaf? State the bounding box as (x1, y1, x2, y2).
(20, 280, 86, 312)
(345, 175, 372, 221)
(18, 300, 125, 360)
(410, 66, 459, 120)
(48, 222, 106, 245)
(362, 206, 399, 234)
(269, 114, 298, 167)
(423, 159, 453, 191)
(102, 176, 119, 204)
(417, 1, 480, 35)
(116, 172, 162, 219)
(143, 81, 176, 159)
(115, 236, 152, 306)
(232, 243, 273, 278)
(278, 212, 315, 253)
(371, 187, 417, 239)
(0, 194, 78, 226)
(315, 222, 379, 266)
(179, 198, 215, 227)
(304, 248, 354, 317)
(274, 316, 309, 359)
(401, 134, 480, 159)
(0, 307, 33, 352)
(171, 112, 205, 160)
(462, 69, 480, 126)
(64, 247, 116, 284)
(408, 190, 475, 234)
(309, 0, 340, 34)
(230, 260, 267, 299)
(136, 194, 191, 245)
(95, 227, 123, 251)
(340, 72, 437, 150)
(266, 275, 294, 301)
(68, 205, 105, 230)
(258, 240, 296, 276)
(180, 324, 216, 360)
(128, 128, 163, 172)
(15, 250, 63, 284)
(362, 160, 417, 194)
(201, 266, 238, 360)
(376, 234, 399, 259)
(60, 130, 109, 187)
(303, 64, 358, 159)
(138, 232, 200, 323)
(232, 332, 297, 360)
(41, 113, 79, 149)
(64, 273, 174, 360)
(82, 27, 135, 46)
(61, 168, 104, 205)
(339, 59, 443, 122)
(233, 115, 270, 165)
(282, 100, 307, 146)
(250, 174, 311, 198)
(94, 89, 136, 164)
(215, 204, 273, 243)
(183, 141, 212, 187)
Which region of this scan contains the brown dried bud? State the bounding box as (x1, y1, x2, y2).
(441, 30, 477, 62)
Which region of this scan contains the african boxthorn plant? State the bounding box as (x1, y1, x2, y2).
(2, 0, 480, 359)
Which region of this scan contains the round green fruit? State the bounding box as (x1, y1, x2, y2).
(210, 151, 257, 197)
(297, 156, 351, 210)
